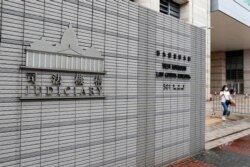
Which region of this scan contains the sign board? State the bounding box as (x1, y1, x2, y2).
(155, 51, 191, 91)
(20, 24, 105, 100)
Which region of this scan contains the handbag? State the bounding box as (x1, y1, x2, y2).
(224, 94, 236, 106)
(225, 100, 231, 105)
(229, 98, 236, 106)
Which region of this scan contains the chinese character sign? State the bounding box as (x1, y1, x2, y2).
(23, 73, 104, 100)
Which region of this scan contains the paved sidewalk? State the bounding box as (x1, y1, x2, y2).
(168, 134, 250, 167)
(205, 113, 250, 149)
(167, 112, 250, 167)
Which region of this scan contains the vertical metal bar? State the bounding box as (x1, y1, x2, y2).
(238, 94, 239, 113)
(241, 95, 242, 114)
(235, 94, 237, 113)
(238, 94, 240, 114)
(240, 95, 241, 114)
(248, 95, 249, 114)
(240, 95, 245, 113)
(213, 94, 215, 114)
(214, 94, 216, 113)
(236, 94, 238, 113)
(215, 93, 217, 114)
(243, 95, 244, 114)
(215, 94, 217, 114)
(218, 94, 219, 114)
(242, 96, 246, 113)
(245, 95, 246, 114)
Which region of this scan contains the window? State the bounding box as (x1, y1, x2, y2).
(226, 50, 243, 81)
(226, 50, 244, 94)
(160, 0, 180, 18)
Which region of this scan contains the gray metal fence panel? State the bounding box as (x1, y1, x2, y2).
(0, 0, 205, 166)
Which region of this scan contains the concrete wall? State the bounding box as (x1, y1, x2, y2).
(0, 0, 205, 167)
(134, 0, 160, 12)
(180, 0, 211, 98)
(211, 52, 226, 94)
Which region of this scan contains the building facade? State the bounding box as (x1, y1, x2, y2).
(211, 0, 250, 94)
(0, 0, 205, 167)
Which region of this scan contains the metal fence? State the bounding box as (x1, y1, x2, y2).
(211, 93, 250, 115)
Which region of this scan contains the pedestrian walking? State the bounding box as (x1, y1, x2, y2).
(220, 85, 231, 121)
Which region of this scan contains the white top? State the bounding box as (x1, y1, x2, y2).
(220, 91, 230, 103)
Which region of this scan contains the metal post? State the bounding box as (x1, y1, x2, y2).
(214, 92, 217, 116)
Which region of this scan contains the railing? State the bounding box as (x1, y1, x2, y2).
(211, 93, 250, 115)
